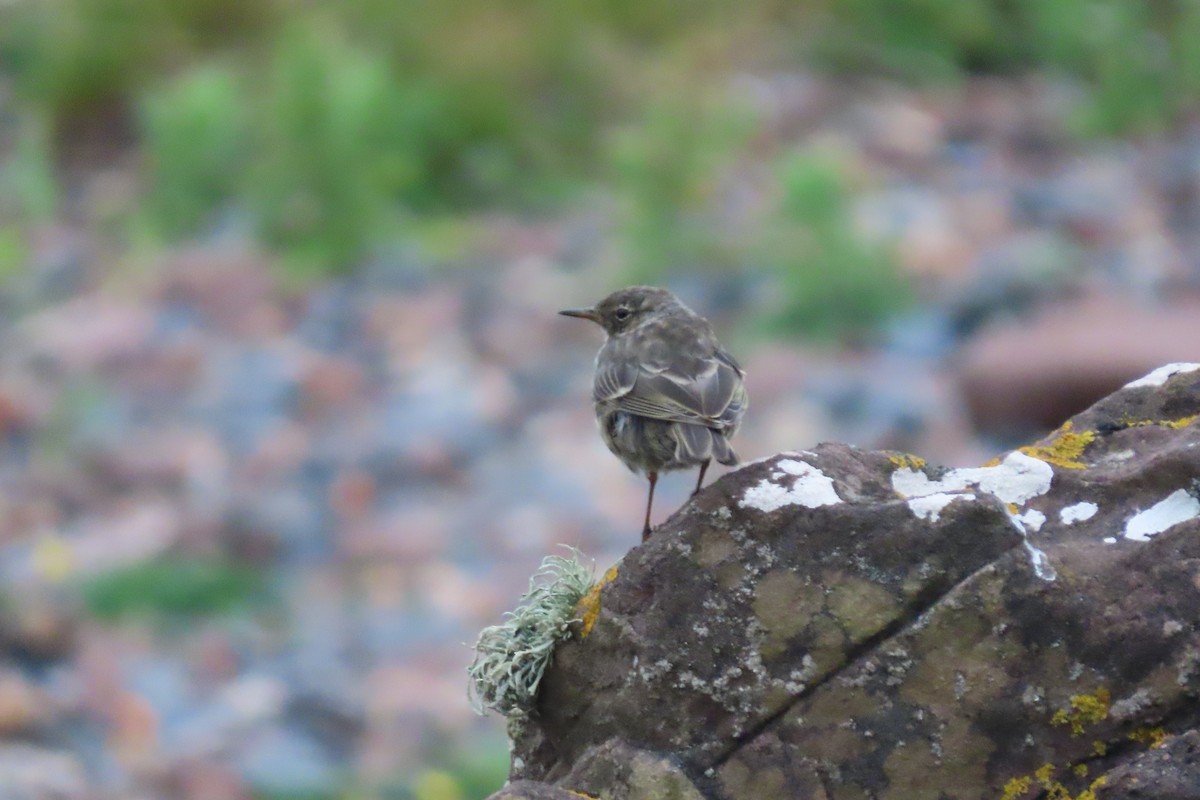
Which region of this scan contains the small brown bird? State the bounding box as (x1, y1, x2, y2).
(560, 286, 747, 541)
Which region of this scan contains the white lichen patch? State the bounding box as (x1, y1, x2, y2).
(1109, 687, 1157, 721)
(1060, 502, 1099, 525)
(891, 451, 1053, 507)
(1007, 511, 1058, 581)
(1124, 362, 1200, 389)
(1013, 508, 1046, 532)
(739, 458, 842, 513)
(1103, 536, 1118, 544)
(893, 451, 1058, 581)
(907, 492, 976, 522)
(1123, 489, 1200, 541)
(1022, 539, 1057, 581)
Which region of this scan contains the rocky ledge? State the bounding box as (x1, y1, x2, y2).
(489, 363, 1200, 800)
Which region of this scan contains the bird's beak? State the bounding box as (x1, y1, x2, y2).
(558, 307, 599, 323)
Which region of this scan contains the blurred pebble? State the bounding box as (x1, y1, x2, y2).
(0, 744, 88, 799)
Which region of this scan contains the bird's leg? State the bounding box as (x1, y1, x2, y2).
(692, 459, 710, 497)
(642, 471, 658, 541)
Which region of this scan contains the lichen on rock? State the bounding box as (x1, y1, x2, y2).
(468, 549, 596, 718)
(489, 364, 1200, 799)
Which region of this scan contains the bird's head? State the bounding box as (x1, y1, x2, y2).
(559, 286, 681, 336)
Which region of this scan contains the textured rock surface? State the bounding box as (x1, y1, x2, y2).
(1097, 730, 1200, 800)
(491, 363, 1200, 800)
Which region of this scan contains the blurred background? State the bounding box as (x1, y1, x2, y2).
(1, 1, 1200, 798)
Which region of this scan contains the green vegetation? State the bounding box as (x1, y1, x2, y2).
(82, 556, 267, 620)
(760, 153, 913, 340)
(3, 0, 1200, 334)
(139, 64, 248, 239)
(818, 0, 1200, 134)
(609, 88, 758, 281)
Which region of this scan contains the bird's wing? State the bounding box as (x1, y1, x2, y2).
(595, 343, 745, 430)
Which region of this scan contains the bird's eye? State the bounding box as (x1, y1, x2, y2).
(614, 307, 630, 321)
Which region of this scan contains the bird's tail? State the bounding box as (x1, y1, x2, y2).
(711, 431, 739, 466)
(675, 422, 739, 466)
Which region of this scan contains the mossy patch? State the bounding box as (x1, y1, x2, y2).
(468, 550, 594, 716)
(753, 569, 822, 655)
(696, 528, 738, 567)
(1019, 422, 1097, 470)
(826, 577, 900, 640)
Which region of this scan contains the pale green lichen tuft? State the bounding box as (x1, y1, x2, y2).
(467, 547, 595, 717)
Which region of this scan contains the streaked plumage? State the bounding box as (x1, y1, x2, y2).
(560, 286, 747, 540)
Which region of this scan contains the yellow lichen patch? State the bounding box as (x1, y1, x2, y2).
(981, 456, 1003, 467)
(1035, 764, 1074, 800)
(1004, 764, 1108, 800)
(1078, 775, 1107, 800)
(1119, 414, 1199, 430)
(576, 565, 619, 638)
(887, 452, 927, 470)
(1051, 687, 1110, 735)
(1019, 422, 1096, 470)
(567, 791, 600, 800)
(1091, 740, 1107, 757)
(1128, 726, 1168, 748)
(1001, 775, 1032, 800)
(1035, 763, 1057, 786)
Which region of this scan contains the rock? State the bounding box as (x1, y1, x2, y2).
(0, 594, 78, 664)
(562, 740, 706, 800)
(0, 669, 52, 735)
(488, 782, 587, 800)
(236, 725, 338, 795)
(956, 291, 1200, 436)
(168, 759, 255, 800)
(1097, 730, 1200, 799)
(0, 743, 88, 800)
(491, 363, 1200, 800)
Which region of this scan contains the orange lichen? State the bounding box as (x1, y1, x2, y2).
(1019, 422, 1096, 470)
(576, 565, 619, 638)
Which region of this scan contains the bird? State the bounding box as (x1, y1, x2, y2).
(560, 286, 747, 541)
